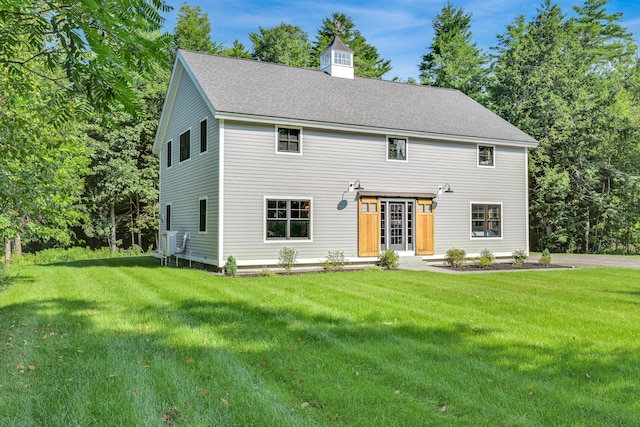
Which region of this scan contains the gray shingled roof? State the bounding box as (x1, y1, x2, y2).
(179, 50, 537, 145)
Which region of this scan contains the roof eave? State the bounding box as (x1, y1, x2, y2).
(213, 111, 539, 148)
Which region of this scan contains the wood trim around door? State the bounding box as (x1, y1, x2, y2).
(358, 197, 380, 257)
(415, 199, 434, 255)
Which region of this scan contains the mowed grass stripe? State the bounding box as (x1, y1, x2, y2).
(1, 257, 639, 426)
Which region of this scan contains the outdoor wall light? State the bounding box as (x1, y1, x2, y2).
(437, 183, 454, 195)
(348, 179, 364, 192)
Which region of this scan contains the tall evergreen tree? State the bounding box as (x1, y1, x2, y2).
(491, 0, 640, 253)
(249, 23, 313, 67)
(174, 4, 220, 53)
(419, 2, 488, 101)
(312, 12, 391, 78)
(221, 39, 252, 59)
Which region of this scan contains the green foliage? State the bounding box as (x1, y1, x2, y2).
(491, 0, 640, 254)
(11, 247, 139, 266)
(445, 248, 467, 268)
(321, 250, 347, 271)
(475, 248, 495, 268)
(419, 2, 489, 102)
(259, 268, 276, 277)
(539, 249, 552, 265)
(312, 12, 392, 78)
(378, 249, 399, 270)
(0, 68, 90, 247)
(278, 247, 298, 272)
(220, 39, 252, 59)
(364, 265, 383, 272)
(174, 4, 221, 53)
(512, 249, 528, 267)
(250, 23, 313, 67)
(0, 0, 172, 114)
(81, 63, 166, 252)
(224, 256, 238, 277)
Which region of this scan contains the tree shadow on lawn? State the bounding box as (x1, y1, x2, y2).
(40, 256, 162, 269)
(1, 296, 639, 424)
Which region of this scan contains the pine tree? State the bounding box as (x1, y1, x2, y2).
(419, 2, 488, 101)
(249, 23, 313, 67)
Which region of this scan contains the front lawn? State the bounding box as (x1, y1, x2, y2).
(1, 257, 639, 426)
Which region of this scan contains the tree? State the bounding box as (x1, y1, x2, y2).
(221, 39, 252, 59)
(1, 0, 171, 258)
(491, 0, 640, 253)
(313, 12, 391, 78)
(419, 2, 489, 102)
(249, 23, 313, 67)
(174, 3, 220, 53)
(0, 0, 172, 113)
(82, 65, 166, 252)
(0, 71, 89, 261)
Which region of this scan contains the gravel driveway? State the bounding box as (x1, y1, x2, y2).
(530, 253, 640, 270)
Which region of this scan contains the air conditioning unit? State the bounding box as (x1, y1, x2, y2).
(161, 231, 178, 256)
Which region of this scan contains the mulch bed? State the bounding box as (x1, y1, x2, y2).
(439, 262, 572, 272)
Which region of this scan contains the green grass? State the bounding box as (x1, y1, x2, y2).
(1, 257, 639, 426)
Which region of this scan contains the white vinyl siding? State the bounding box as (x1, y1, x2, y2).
(158, 70, 218, 264)
(222, 121, 528, 262)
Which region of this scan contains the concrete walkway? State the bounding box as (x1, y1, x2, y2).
(398, 253, 640, 272)
(530, 253, 640, 270)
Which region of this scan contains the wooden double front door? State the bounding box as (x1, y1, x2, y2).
(358, 197, 434, 256)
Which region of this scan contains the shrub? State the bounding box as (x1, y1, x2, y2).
(259, 268, 276, 277)
(278, 247, 298, 272)
(364, 265, 383, 272)
(475, 248, 495, 268)
(378, 249, 399, 270)
(322, 250, 347, 271)
(224, 256, 237, 277)
(445, 248, 467, 268)
(538, 249, 552, 266)
(512, 249, 527, 267)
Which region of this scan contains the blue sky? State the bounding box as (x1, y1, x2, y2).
(162, 0, 640, 80)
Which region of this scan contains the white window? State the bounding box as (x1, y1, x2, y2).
(471, 203, 502, 238)
(266, 199, 311, 240)
(387, 137, 408, 161)
(333, 51, 351, 66)
(276, 127, 302, 154)
(478, 145, 495, 167)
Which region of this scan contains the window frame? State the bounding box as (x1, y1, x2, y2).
(199, 197, 207, 233)
(333, 51, 352, 66)
(200, 118, 208, 154)
(179, 129, 191, 162)
(264, 197, 313, 242)
(470, 202, 503, 239)
(387, 136, 408, 162)
(275, 126, 303, 155)
(477, 144, 495, 168)
(166, 140, 172, 168)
